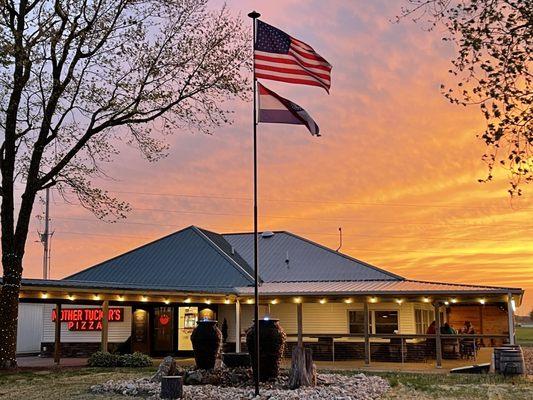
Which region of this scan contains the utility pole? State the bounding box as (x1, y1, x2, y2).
(41, 187, 51, 279)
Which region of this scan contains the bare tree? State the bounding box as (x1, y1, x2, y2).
(398, 0, 532, 196)
(0, 0, 250, 368)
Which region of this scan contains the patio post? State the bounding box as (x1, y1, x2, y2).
(434, 302, 442, 368)
(296, 302, 303, 347)
(101, 300, 109, 352)
(364, 302, 370, 365)
(54, 303, 62, 365)
(235, 299, 241, 352)
(507, 292, 515, 345)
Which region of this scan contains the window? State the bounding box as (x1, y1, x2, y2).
(349, 310, 398, 334)
(349, 310, 371, 334)
(374, 311, 398, 334)
(415, 308, 434, 334)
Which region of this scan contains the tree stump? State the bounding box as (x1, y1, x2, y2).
(160, 376, 183, 399)
(288, 345, 316, 389)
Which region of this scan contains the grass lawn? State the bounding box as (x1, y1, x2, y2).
(517, 326, 533, 347)
(0, 367, 531, 400)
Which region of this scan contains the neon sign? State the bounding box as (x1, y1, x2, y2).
(51, 308, 124, 331)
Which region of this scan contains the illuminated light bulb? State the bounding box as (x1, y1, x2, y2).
(93, 294, 100, 301)
(444, 301, 449, 306)
(451, 298, 457, 304)
(369, 297, 378, 303)
(319, 298, 327, 304)
(479, 299, 486, 305)
(141, 296, 148, 302)
(511, 299, 516, 312)
(293, 297, 302, 304)
(117, 295, 124, 302)
(184, 298, 191, 303)
(422, 297, 430, 303)
(205, 299, 212, 305)
(164, 299, 170, 305)
(270, 299, 279, 305)
(344, 298, 353, 304)
(395, 299, 403, 304)
(67, 294, 75, 301)
(41, 292, 48, 299)
(224, 298, 230, 304)
(247, 299, 254, 304)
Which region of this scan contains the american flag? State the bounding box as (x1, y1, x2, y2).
(254, 20, 332, 92)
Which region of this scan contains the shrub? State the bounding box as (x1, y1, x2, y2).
(88, 351, 119, 367)
(119, 352, 153, 368)
(87, 351, 153, 368)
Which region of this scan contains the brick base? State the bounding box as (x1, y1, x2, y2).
(40, 342, 124, 358)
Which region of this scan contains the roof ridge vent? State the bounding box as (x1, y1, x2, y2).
(261, 231, 275, 238)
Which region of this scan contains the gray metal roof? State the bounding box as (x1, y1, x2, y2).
(223, 231, 402, 282)
(65, 226, 254, 289)
(235, 280, 524, 296)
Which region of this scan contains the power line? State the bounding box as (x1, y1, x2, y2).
(52, 216, 533, 243)
(105, 189, 533, 211)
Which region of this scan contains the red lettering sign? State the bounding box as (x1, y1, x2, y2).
(51, 308, 124, 331)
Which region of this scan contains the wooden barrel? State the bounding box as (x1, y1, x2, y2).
(493, 345, 521, 372)
(499, 349, 525, 376)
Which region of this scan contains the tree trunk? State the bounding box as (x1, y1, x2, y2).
(288, 345, 316, 389)
(160, 376, 183, 399)
(0, 260, 22, 369)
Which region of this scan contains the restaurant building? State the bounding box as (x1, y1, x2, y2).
(16, 226, 523, 367)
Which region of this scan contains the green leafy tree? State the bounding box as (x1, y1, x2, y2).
(0, 0, 250, 368)
(399, 0, 532, 195)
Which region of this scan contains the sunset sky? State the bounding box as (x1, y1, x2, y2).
(19, 0, 532, 313)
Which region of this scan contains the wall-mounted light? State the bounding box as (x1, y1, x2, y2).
(319, 298, 327, 304)
(344, 298, 353, 304)
(270, 299, 279, 305)
(293, 297, 302, 304)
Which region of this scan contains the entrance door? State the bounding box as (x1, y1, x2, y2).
(153, 307, 174, 353)
(132, 309, 150, 354)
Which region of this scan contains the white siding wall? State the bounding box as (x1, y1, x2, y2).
(17, 303, 44, 354)
(42, 304, 132, 343)
(219, 301, 427, 341)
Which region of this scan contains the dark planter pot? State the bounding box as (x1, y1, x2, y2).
(246, 319, 286, 381)
(190, 320, 222, 370)
(222, 352, 251, 368)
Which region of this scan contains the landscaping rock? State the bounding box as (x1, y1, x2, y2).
(523, 347, 533, 375)
(184, 370, 203, 385)
(151, 356, 177, 383)
(90, 371, 390, 399)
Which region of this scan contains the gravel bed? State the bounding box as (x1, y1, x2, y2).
(90, 372, 390, 399)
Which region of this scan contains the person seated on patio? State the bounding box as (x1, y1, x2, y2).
(425, 321, 437, 359)
(441, 323, 459, 358)
(440, 322, 456, 335)
(459, 321, 477, 359)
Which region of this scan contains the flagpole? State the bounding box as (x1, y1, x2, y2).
(248, 9, 261, 397)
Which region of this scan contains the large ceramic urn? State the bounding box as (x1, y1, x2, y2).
(190, 319, 222, 370)
(246, 318, 286, 381)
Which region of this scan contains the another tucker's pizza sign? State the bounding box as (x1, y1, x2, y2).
(51, 308, 124, 331)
